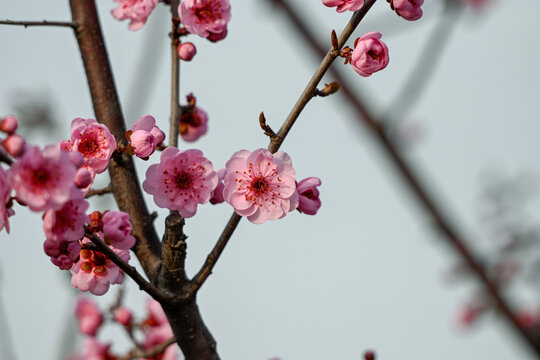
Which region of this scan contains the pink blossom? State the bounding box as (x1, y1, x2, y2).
(43, 238, 81, 270)
(43, 188, 89, 242)
(179, 104, 208, 142)
(178, 42, 197, 61)
(111, 0, 159, 31)
(322, 0, 364, 13)
(210, 168, 226, 204)
(223, 148, 299, 224)
(8, 145, 77, 212)
(2, 134, 26, 158)
(390, 0, 423, 21)
(0, 115, 18, 134)
(129, 115, 163, 158)
(143, 147, 218, 218)
(142, 299, 178, 360)
(68, 118, 117, 174)
(74, 297, 103, 337)
(350, 31, 389, 77)
(0, 166, 14, 233)
(114, 307, 133, 327)
(70, 236, 129, 296)
(102, 211, 136, 250)
(296, 177, 322, 215)
(71, 337, 115, 360)
(178, 0, 231, 41)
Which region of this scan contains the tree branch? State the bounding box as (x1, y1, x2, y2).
(85, 184, 112, 198)
(84, 230, 170, 303)
(169, 0, 181, 147)
(189, 0, 378, 296)
(118, 337, 177, 360)
(0, 19, 76, 28)
(270, 0, 540, 356)
(69, 0, 162, 282)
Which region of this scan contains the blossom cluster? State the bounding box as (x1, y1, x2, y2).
(72, 297, 178, 360)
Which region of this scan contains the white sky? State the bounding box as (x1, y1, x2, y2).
(0, 0, 539, 359)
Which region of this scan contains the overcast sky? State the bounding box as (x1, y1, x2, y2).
(1, 0, 540, 359)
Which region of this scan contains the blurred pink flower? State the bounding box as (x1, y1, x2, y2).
(296, 177, 322, 215)
(114, 307, 133, 327)
(43, 188, 89, 242)
(67, 118, 117, 174)
(74, 297, 103, 337)
(111, 0, 159, 31)
(223, 148, 298, 224)
(322, 0, 364, 13)
(179, 104, 208, 142)
(143, 147, 218, 218)
(178, 42, 197, 61)
(390, 0, 423, 21)
(70, 236, 129, 296)
(0, 115, 18, 134)
(2, 134, 26, 158)
(71, 337, 114, 360)
(102, 210, 136, 250)
(8, 145, 77, 212)
(0, 166, 14, 233)
(178, 0, 231, 41)
(351, 31, 389, 77)
(142, 299, 178, 360)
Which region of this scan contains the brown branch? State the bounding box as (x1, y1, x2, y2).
(189, 0, 378, 297)
(84, 230, 170, 303)
(169, 1, 181, 147)
(270, 0, 540, 356)
(0, 19, 76, 28)
(69, 0, 162, 282)
(158, 211, 188, 293)
(118, 337, 177, 360)
(84, 184, 112, 198)
(0, 151, 13, 166)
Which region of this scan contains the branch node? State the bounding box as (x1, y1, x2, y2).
(259, 112, 276, 139)
(315, 82, 341, 97)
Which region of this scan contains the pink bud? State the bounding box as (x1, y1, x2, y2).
(75, 297, 103, 337)
(350, 32, 389, 77)
(2, 134, 25, 158)
(114, 307, 133, 327)
(150, 126, 165, 146)
(297, 177, 322, 215)
(102, 211, 136, 249)
(75, 168, 94, 189)
(178, 42, 197, 61)
(66, 150, 85, 168)
(0, 115, 18, 134)
(207, 27, 228, 42)
(130, 129, 157, 158)
(391, 0, 423, 21)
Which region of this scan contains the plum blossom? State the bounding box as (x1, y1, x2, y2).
(0, 115, 18, 134)
(389, 0, 423, 21)
(296, 177, 322, 215)
(178, 0, 231, 41)
(65, 118, 117, 174)
(74, 297, 103, 337)
(210, 168, 226, 204)
(143, 147, 218, 218)
(43, 188, 89, 243)
(223, 148, 299, 224)
(350, 31, 389, 77)
(2, 134, 26, 158)
(114, 307, 133, 327)
(127, 115, 164, 159)
(111, 0, 159, 31)
(70, 235, 129, 296)
(178, 42, 197, 61)
(322, 0, 364, 13)
(102, 211, 136, 250)
(142, 299, 178, 360)
(179, 94, 208, 142)
(0, 166, 14, 233)
(43, 238, 81, 270)
(8, 145, 77, 212)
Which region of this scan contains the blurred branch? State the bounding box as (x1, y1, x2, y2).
(118, 337, 176, 360)
(269, 0, 540, 356)
(189, 0, 378, 297)
(0, 19, 75, 28)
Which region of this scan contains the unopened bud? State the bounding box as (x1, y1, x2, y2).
(178, 42, 197, 61)
(2, 134, 25, 158)
(0, 115, 18, 134)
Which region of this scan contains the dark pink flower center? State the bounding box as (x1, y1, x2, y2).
(250, 176, 269, 196)
(78, 136, 100, 157)
(32, 168, 50, 185)
(80, 248, 108, 274)
(175, 172, 193, 189)
(301, 189, 316, 199)
(195, 1, 222, 22)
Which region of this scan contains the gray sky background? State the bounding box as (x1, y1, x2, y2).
(1, 0, 539, 359)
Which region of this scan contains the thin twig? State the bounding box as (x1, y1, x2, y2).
(169, 1, 181, 148)
(0, 19, 76, 28)
(188, 0, 378, 297)
(85, 184, 112, 198)
(84, 229, 170, 303)
(118, 337, 177, 360)
(0, 151, 13, 166)
(270, 0, 540, 356)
